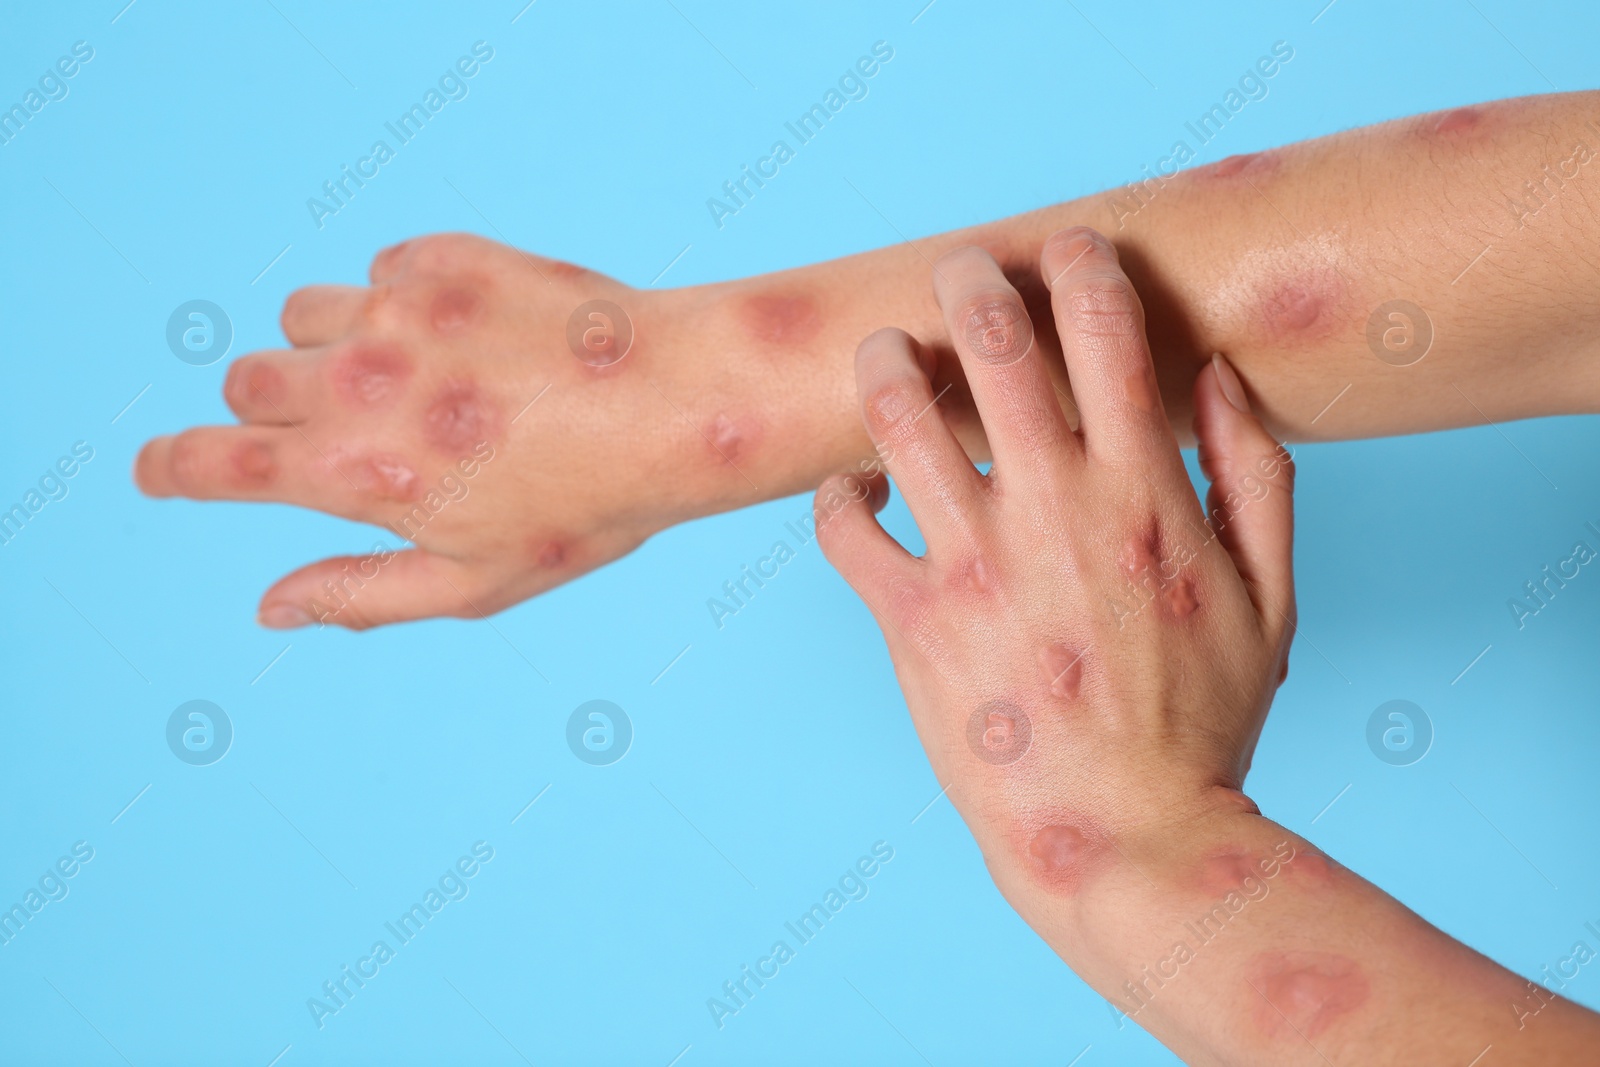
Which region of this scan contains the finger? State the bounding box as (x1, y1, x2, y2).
(1041, 227, 1185, 477)
(223, 349, 321, 424)
(814, 470, 921, 607)
(931, 246, 1077, 475)
(855, 327, 984, 544)
(134, 426, 405, 523)
(1193, 354, 1296, 624)
(257, 549, 501, 630)
(368, 233, 513, 285)
(281, 285, 367, 347)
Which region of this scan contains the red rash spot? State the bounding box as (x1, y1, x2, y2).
(1258, 271, 1344, 341)
(707, 413, 757, 465)
(1283, 848, 1338, 887)
(1124, 366, 1159, 413)
(1247, 951, 1370, 1039)
(1199, 152, 1276, 180)
(333, 343, 413, 409)
(424, 380, 496, 456)
(534, 540, 566, 569)
(357, 453, 421, 501)
(231, 441, 276, 489)
(1013, 812, 1108, 893)
(739, 293, 822, 346)
(1166, 578, 1198, 618)
(952, 556, 997, 596)
(1432, 106, 1482, 135)
(429, 286, 483, 334)
(1120, 534, 1160, 579)
(1040, 643, 1084, 700)
(1199, 850, 1258, 896)
(228, 360, 287, 409)
(1217, 789, 1262, 817)
(1029, 826, 1088, 875)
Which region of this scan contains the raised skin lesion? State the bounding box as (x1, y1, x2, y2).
(1124, 364, 1161, 414)
(1197, 848, 1260, 896)
(1039, 642, 1085, 700)
(1245, 949, 1371, 1040)
(1192, 840, 1294, 897)
(1256, 267, 1347, 343)
(1196, 151, 1279, 182)
(528, 536, 567, 570)
(227, 359, 287, 410)
(705, 412, 759, 466)
(1279, 846, 1339, 888)
(1165, 578, 1198, 619)
(357, 453, 421, 502)
(333, 342, 414, 409)
(429, 285, 485, 335)
(230, 440, 277, 489)
(738, 292, 823, 347)
(1429, 105, 1484, 136)
(946, 555, 998, 597)
(1009, 813, 1108, 895)
(423, 380, 499, 457)
(1118, 523, 1202, 622)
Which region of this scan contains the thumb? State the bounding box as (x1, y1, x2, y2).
(1192, 354, 1296, 628)
(257, 548, 501, 631)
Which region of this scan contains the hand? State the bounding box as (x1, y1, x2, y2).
(816, 227, 1296, 905)
(136, 233, 719, 629)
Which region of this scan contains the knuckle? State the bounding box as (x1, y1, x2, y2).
(1043, 227, 1116, 281)
(1045, 225, 1102, 253)
(405, 233, 475, 275)
(863, 381, 917, 438)
(1044, 226, 1102, 261)
(959, 294, 1033, 365)
(932, 244, 985, 275)
(1067, 272, 1134, 306)
(1063, 275, 1140, 330)
(369, 239, 411, 280)
(358, 283, 407, 331)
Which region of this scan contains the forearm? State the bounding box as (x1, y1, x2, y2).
(993, 802, 1600, 1065)
(665, 90, 1600, 511)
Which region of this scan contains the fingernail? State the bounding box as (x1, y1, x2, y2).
(1212, 353, 1250, 413)
(259, 603, 312, 629)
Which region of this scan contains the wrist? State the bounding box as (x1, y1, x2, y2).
(975, 782, 1276, 947)
(651, 276, 888, 514)
(986, 795, 1313, 996)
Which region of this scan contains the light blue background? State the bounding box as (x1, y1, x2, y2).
(2, 1, 1597, 1064)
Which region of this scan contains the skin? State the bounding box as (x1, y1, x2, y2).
(134, 90, 1600, 628)
(814, 228, 1600, 1065)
